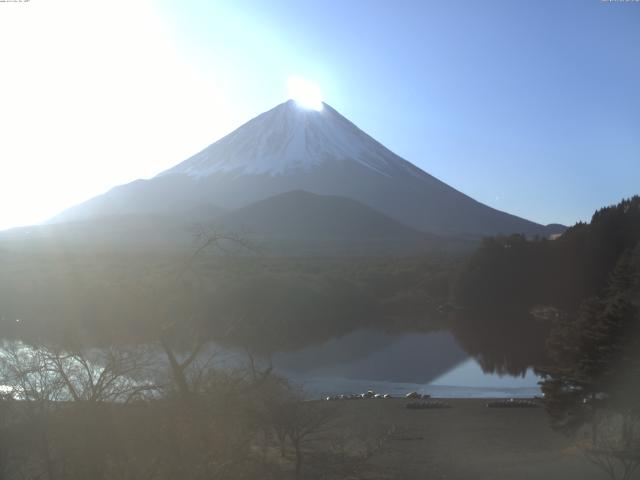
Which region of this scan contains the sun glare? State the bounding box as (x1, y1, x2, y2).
(287, 76, 323, 111)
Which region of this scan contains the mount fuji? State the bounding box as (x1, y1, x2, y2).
(52, 100, 562, 241)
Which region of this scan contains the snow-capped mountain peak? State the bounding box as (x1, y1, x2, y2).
(159, 100, 421, 178)
(53, 99, 561, 238)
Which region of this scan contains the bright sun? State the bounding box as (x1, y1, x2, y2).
(287, 76, 323, 111)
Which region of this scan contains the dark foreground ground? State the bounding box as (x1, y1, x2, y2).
(329, 398, 605, 480)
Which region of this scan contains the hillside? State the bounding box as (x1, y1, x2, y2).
(215, 190, 457, 255)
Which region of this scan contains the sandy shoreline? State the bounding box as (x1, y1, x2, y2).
(328, 398, 603, 479)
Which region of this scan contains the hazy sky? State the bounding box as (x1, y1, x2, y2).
(1, 0, 638, 230)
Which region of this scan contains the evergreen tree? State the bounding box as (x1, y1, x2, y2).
(539, 243, 640, 472)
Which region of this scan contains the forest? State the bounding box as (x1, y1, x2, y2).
(453, 196, 640, 372)
(454, 196, 640, 479)
(0, 244, 458, 352)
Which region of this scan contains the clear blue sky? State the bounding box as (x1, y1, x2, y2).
(0, 0, 638, 229)
(158, 0, 640, 226)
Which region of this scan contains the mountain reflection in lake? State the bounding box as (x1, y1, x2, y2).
(266, 329, 541, 398)
(0, 329, 541, 400)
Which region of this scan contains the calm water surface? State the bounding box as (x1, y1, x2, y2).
(267, 329, 541, 398)
(1, 329, 541, 399)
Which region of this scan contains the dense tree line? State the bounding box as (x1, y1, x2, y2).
(537, 242, 640, 479)
(455, 196, 640, 314)
(455, 196, 640, 479)
(453, 196, 640, 374)
(0, 244, 458, 353)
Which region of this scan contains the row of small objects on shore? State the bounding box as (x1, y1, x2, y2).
(324, 390, 432, 401)
(486, 398, 539, 408)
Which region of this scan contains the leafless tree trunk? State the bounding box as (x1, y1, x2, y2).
(160, 335, 205, 402)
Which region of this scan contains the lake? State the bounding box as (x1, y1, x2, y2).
(0, 329, 541, 400)
(223, 329, 541, 398)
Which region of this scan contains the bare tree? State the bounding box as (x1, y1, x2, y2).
(159, 326, 209, 402)
(265, 391, 337, 479)
(157, 227, 256, 402)
(0, 341, 65, 480)
(43, 346, 157, 404)
(580, 409, 640, 480)
(0, 341, 162, 480)
(0, 383, 15, 480)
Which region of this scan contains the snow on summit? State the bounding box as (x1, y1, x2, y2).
(159, 100, 422, 178)
(52, 99, 557, 237)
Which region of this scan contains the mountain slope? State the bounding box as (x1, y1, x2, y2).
(9, 191, 466, 256)
(215, 190, 447, 254)
(53, 100, 563, 237)
(0, 214, 198, 252)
